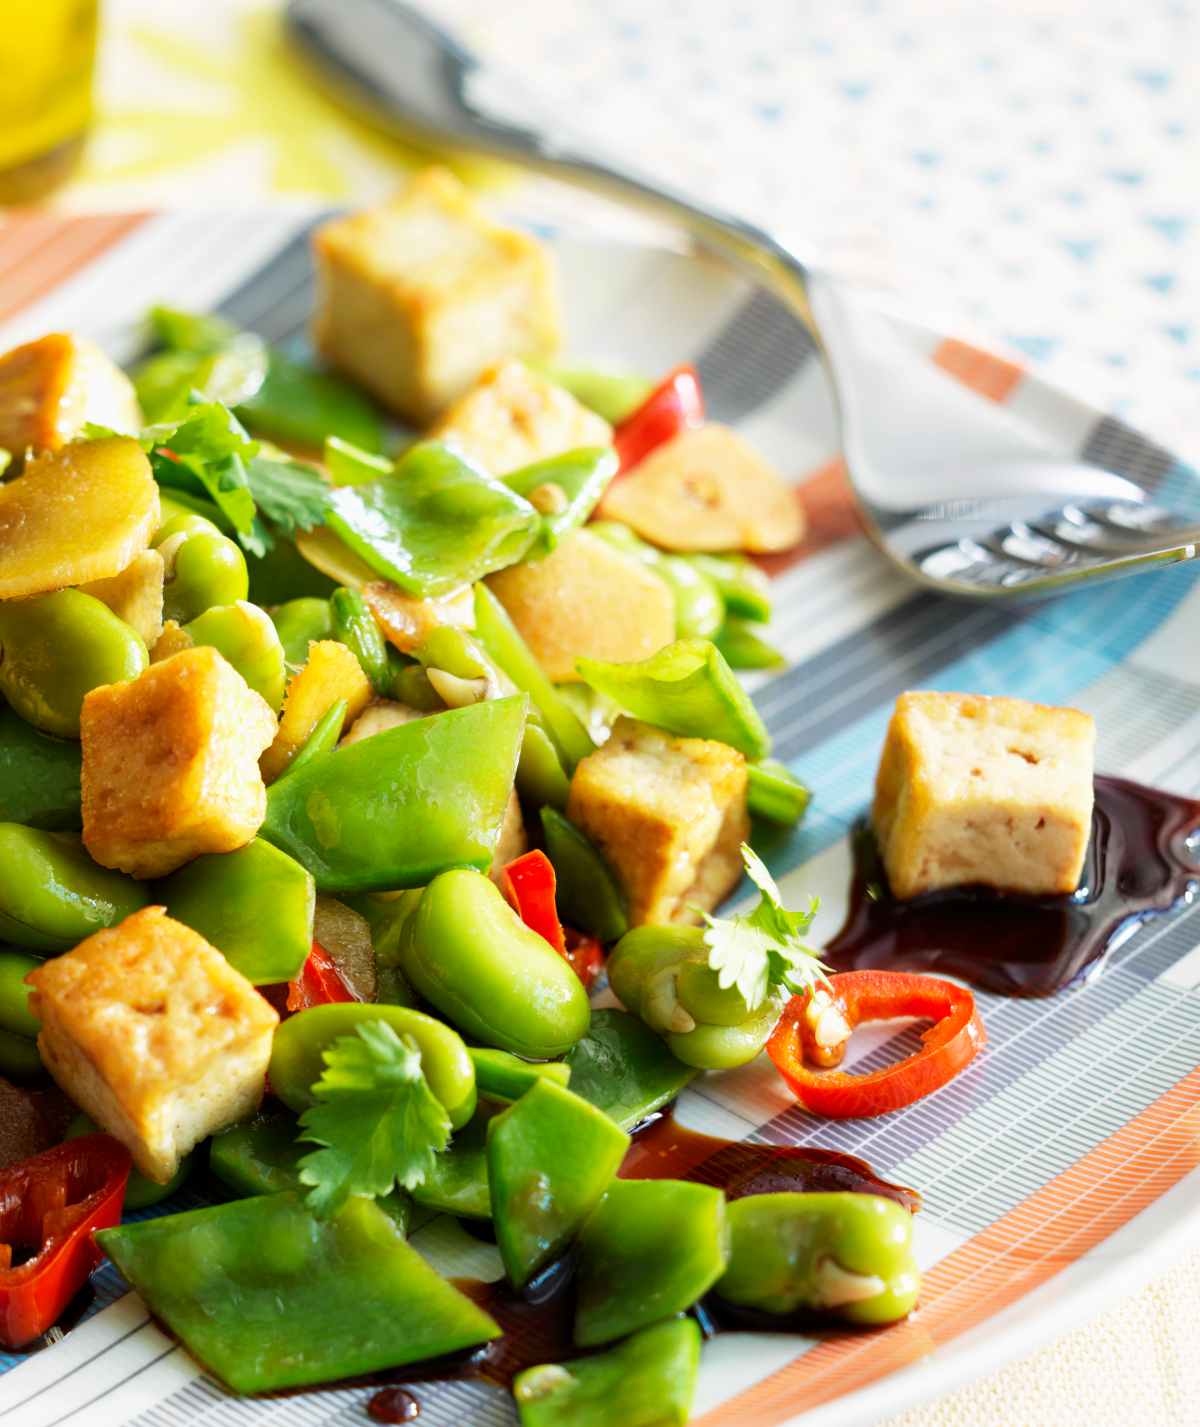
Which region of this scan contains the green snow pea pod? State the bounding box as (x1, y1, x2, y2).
(0, 705, 82, 829)
(539, 808, 628, 944)
(330, 585, 391, 693)
(325, 435, 392, 487)
(515, 1317, 700, 1427)
(608, 925, 782, 1071)
(238, 350, 385, 453)
(399, 869, 591, 1059)
(516, 721, 570, 810)
(66, 1113, 189, 1209)
(325, 441, 540, 596)
(97, 1193, 498, 1394)
(574, 1177, 729, 1346)
(270, 596, 334, 670)
(657, 556, 724, 640)
(159, 528, 249, 624)
(269, 1002, 477, 1129)
(0, 1028, 42, 1079)
(157, 838, 314, 984)
(715, 618, 785, 671)
(261, 696, 527, 894)
(716, 1192, 920, 1326)
(183, 600, 287, 708)
(687, 553, 772, 623)
(0, 949, 40, 1037)
(747, 759, 811, 826)
(531, 364, 653, 424)
(246, 536, 338, 606)
(414, 624, 491, 681)
(409, 1099, 496, 1220)
(0, 826, 148, 953)
(504, 447, 618, 557)
(469, 1047, 571, 1102)
(473, 583, 593, 770)
(488, 1080, 629, 1290)
(0, 589, 148, 738)
(563, 1009, 698, 1132)
(272, 698, 347, 786)
(577, 639, 771, 760)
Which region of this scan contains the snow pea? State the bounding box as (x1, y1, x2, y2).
(0, 705, 82, 830)
(504, 447, 618, 557)
(325, 441, 541, 596)
(716, 1192, 920, 1326)
(410, 1099, 496, 1220)
(273, 698, 347, 786)
(577, 639, 770, 760)
(747, 759, 811, 826)
(0, 589, 148, 738)
(473, 583, 594, 770)
(261, 696, 527, 894)
(539, 808, 628, 944)
(0, 949, 40, 1038)
(0, 825, 148, 953)
(66, 1112, 189, 1209)
(488, 1080, 629, 1290)
(0, 1026, 42, 1078)
(517, 721, 570, 810)
(330, 585, 391, 693)
(588, 522, 723, 640)
(687, 553, 772, 623)
(532, 364, 652, 424)
(269, 1002, 477, 1130)
(325, 435, 392, 486)
(715, 617, 785, 671)
(515, 1317, 700, 1427)
(608, 925, 782, 1071)
(563, 1009, 698, 1132)
(469, 1048, 571, 1102)
(183, 600, 287, 708)
(271, 597, 334, 670)
(387, 658, 444, 711)
(398, 869, 590, 1059)
(574, 1178, 729, 1346)
(238, 350, 385, 453)
(97, 1192, 498, 1393)
(159, 528, 249, 624)
(157, 838, 314, 985)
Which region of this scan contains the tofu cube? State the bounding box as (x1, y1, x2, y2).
(567, 717, 749, 926)
(0, 333, 141, 458)
(430, 360, 611, 476)
(79, 548, 165, 648)
(27, 906, 278, 1182)
(81, 646, 277, 879)
(311, 168, 561, 426)
(872, 691, 1096, 900)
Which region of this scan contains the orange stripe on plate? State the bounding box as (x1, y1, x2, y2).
(933, 337, 1023, 403)
(693, 1065, 1200, 1426)
(756, 458, 865, 578)
(0, 211, 150, 326)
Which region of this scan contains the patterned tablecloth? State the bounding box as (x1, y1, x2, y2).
(21, 1, 1200, 1423)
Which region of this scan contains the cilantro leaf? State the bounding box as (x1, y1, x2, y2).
(141, 401, 262, 551)
(245, 450, 332, 540)
(701, 844, 826, 1010)
(297, 1021, 452, 1220)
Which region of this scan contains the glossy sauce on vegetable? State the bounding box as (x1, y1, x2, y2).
(826, 775, 1200, 997)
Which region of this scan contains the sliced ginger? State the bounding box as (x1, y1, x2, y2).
(0, 333, 141, 457)
(598, 423, 805, 554)
(261, 639, 372, 783)
(0, 438, 160, 600)
(363, 581, 475, 654)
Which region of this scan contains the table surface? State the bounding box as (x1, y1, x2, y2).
(39, 1, 1200, 1422)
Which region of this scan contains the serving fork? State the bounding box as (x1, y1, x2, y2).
(285, 0, 1199, 599)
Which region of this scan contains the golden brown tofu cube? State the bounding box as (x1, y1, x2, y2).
(486, 528, 676, 682)
(26, 906, 278, 1182)
(311, 168, 561, 426)
(79, 548, 165, 648)
(567, 717, 749, 926)
(430, 360, 611, 476)
(261, 639, 373, 782)
(81, 647, 277, 879)
(0, 333, 141, 459)
(872, 691, 1096, 900)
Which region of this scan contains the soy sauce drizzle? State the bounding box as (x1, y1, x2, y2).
(366, 1386, 420, 1422)
(825, 775, 1200, 997)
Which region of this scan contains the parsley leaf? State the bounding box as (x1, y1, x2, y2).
(245, 450, 332, 540)
(297, 1020, 452, 1220)
(701, 844, 826, 1010)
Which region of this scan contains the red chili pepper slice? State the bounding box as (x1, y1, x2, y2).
(562, 928, 605, 993)
(767, 970, 986, 1119)
(0, 1134, 131, 1349)
(284, 941, 358, 1013)
(502, 850, 568, 955)
(613, 364, 705, 475)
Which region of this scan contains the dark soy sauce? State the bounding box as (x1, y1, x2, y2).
(825, 775, 1200, 997)
(366, 1387, 420, 1422)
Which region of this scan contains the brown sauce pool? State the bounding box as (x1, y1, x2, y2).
(825, 775, 1200, 996)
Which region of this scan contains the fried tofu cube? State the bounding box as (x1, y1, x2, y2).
(872, 691, 1096, 900)
(486, 529, 676, 682)
(79, 548, 165, 648)
(81, 647, 277, 879)
(567, 717, 749, 926)
(430, 360, 611, 476)
(311, 168, 561, 426)
(26, 906, 278, 1182)
(0, 333, 141, 458)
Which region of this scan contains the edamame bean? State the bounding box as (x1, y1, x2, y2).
(183, 601, 288, 708)
(0, 705, 82, 829)
(160, 529, 249, 624)
(0, 949, 41, 1037)
(399, 870, 591, 1059)
(0, 589, 148, 737)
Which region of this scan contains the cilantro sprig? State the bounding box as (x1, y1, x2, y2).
(297, 1020, 451, 1220)
(701, 844, 828, 1010)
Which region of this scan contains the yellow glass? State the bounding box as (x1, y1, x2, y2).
(0, 0, 98, 203)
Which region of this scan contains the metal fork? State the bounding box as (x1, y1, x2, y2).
(285, 0, 1200, 599)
